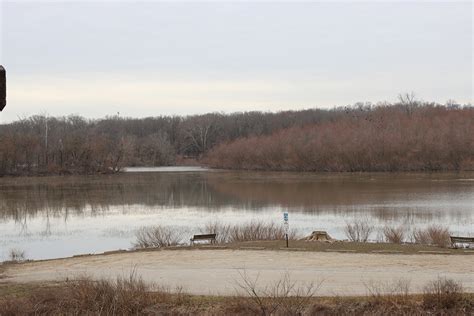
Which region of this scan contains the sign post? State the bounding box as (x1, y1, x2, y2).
(0, 65, 6, 111)
(283, 211, 289, 248)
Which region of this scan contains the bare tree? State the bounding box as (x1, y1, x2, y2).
(398, 92, 417, 115)
(1, 102, 472, 176)
(181, 114, 222, 156)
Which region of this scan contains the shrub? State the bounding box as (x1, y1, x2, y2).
(229, 221, 297, 242)
(412, 225, 451, 248)
(65, 273, 153, 314)
(201, 221, 232, 244)
(364, 278, 412, 307)
(426, 225, 451, 248)
(7, 248, 26, 262)
(344, 220, 374, 242)
(202, 221, 299, 244)
(422, 277, 463, 309)
(134, 226, 184, 248)
(0, 272, 184, 315)
(233, 270, 322, 316)
(412, 228, 431, 245)
(383, 226, 406, 244)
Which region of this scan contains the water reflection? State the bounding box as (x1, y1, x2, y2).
(0, 171, 473, 259)
(1, 172, 472, 221)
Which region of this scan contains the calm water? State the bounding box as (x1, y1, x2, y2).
(1, 168, 473, 260)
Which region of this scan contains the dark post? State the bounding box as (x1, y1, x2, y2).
(283, 211, 289, 248)
(0, 65, 6, 111)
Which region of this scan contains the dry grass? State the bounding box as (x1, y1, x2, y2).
(222, 239, 465, 254)
(6, 248, 26, 263)
(133, 222, 300, 249)
(133, 222, 455, 250)
(0, 270, 193, 315)
(423, 277, 465, 309)
(364, 278, 411, 299)
(0, 275, 472, 315)
(232, 270, 322, 315)
(202, 221, 299, 244)
(201, 221, 232, 244)
(382, 226, 406, 244)
(412, 229, 431, 245)
(0, 273, 152, 315)
(344, 220, 374, 242)
(134, 226, 185, 248)
(412, 225, 451, 248)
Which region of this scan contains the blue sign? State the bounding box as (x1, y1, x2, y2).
(283, 212, 288, 222)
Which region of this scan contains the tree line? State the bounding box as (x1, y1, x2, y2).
(0, 100, 472, 175)
(0, 108, 340, 175)
(205, 102, 474, 172)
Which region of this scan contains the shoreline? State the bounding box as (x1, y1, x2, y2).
(2, 240, 473, 267)
(1, 167, 474, 180)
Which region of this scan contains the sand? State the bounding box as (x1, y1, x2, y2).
(3, 249, 473, 296)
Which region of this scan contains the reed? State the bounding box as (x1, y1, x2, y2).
(412, 225, 451, 248)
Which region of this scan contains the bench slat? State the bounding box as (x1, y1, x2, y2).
(190, 233, 217, 246)
(192, 234, 217, 240)
(450, 236, 474, 243)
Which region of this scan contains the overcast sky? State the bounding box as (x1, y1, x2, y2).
(0, 1, 472, 122)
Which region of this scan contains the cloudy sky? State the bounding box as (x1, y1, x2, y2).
(0, 1, 472, 122)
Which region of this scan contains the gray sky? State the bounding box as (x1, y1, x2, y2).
(0, 1, 472, 122)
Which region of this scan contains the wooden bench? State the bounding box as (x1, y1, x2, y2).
(190, 233, 217, 245)
(450, 236, 474, 248)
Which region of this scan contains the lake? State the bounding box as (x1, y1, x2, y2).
(1, 168, 473, 260)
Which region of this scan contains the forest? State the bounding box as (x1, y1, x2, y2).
(206, 102, 474, 172)
(0, 99, 472, 176)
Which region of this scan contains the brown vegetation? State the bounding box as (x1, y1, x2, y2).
(0, 273, 186, 315)
(382, 226, 406, 244)
(412, 225, 451, 248)
(133, 222, 457, 250)
(0, 275, 471, 315)
(344, 220, 374, 242)
(423, 277, 465, 310)
(134, 226, 185, 249)
(233, 270, 322, 315)
(2, 102, 472, 176)
(7, 248, 26, 263)
(206, 104, 474, 172)
(202, 221, 298, 244)
(134, 222, 299, 248)
(0, 108, 339, 176)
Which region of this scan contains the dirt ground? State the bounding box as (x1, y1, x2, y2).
(2, 249, 473, 296)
